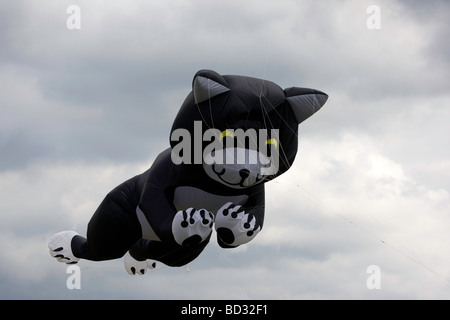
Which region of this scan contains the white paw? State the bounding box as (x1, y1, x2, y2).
(172, 208, 214, 246)
(123, 252, 156, 275)
(48, 231, 80, 264)
(215, 202, 261, 247)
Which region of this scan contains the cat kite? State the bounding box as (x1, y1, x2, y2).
(48, 69, 328, 274)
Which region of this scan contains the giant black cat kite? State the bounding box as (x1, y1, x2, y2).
(48, 69, 328, 275)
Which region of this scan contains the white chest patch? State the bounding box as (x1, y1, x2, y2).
(173, 186, 248, 214)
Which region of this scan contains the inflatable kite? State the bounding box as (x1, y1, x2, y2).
(48, 69, 328, 274)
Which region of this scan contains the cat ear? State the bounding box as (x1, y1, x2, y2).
(192, 70, 230, 104)
(284, 87, 328, 124)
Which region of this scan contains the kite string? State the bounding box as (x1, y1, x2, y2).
(253, 75, 450, 287)
(265, 159, 450, 287)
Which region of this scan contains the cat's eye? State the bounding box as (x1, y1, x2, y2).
(266, 138, 278, 149)
(219, 129, 234, 141)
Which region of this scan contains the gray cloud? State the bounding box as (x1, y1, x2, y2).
(1, 0, 449, 299)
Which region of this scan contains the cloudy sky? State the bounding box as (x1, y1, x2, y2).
(1, 0, 449, 300)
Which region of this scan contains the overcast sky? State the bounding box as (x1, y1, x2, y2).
(1, 0, 449, 300)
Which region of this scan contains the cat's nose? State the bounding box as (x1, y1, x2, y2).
(239, 169, 250, 179)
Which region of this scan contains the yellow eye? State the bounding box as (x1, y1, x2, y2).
(266, 138, 278, 149)
(220, 129, 234, 141)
